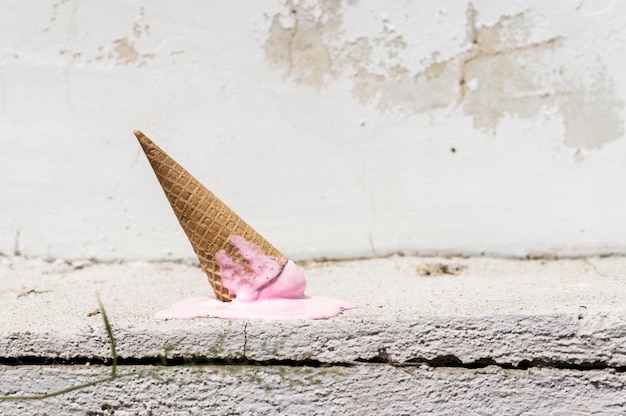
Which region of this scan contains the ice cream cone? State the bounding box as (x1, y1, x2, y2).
(133, 130, 285, 302)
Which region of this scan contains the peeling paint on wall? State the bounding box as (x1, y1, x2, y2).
(113, 38, 140, 65)
(265, 2, 624, 150)
(111, 38, 154, 66)
(265, 0, 342, 88)
(459, 6, 623, 150)
(48, 2, 156, 67)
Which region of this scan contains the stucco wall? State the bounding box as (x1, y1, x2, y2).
(1, 1, 625, 261)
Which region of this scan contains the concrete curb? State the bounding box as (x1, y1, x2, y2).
(2, 255, 625, 414)
(2, 255, 625, 365)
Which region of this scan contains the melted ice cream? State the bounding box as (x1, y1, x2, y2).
(155, 236, 356, 321)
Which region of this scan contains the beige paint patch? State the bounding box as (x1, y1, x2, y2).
(459, 6, 623, 149)
(110, 38, 153, 67)
(266, 0, 342, 88)
(265, 2, 624, 150)
(113, 38, 139, 65)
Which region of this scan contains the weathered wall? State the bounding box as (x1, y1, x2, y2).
(1, 1, 625, 261)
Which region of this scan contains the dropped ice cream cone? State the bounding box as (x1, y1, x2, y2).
(132, 129, 357, 320)
(133, 130, 286, 302)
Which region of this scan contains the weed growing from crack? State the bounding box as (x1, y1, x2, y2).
(0, 295, 141, 401)
(0, 296, 352, 402)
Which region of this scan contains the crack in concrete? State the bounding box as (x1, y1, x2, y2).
(1, 355, 623, 372)
(243, 322, 249, 359)
(360, 355, 626, 372)
(0, 355, 350, 368)
(582, 258, 615, 280)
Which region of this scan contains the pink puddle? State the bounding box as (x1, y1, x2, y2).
(154, 296, 356, 321)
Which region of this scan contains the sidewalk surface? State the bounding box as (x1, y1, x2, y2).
(1, 255, 625, 414)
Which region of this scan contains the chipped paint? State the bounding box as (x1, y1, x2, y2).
(111, 38, 153, 66)
(459, 6, 624, 150)
(113, 38, 140, 65)
(47, 2, 156, 67)
(132, 6, 150, 38)
(266, 2, 624, 150)
(265, 0, 342, 88)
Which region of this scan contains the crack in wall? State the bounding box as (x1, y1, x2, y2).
(265, 1, 624, 150)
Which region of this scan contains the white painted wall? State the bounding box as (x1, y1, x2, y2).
(1, 0, 625, 261)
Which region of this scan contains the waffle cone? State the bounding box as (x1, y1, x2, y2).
(133, 130, 285, 302)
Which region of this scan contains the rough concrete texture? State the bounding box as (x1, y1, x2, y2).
(1, 255, 626, 414)
(1, 365, 625, 415)
(2, 255, 625, 365)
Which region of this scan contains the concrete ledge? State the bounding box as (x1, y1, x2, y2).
(2, 255, 625, 365)
(2, 255, 626, 414)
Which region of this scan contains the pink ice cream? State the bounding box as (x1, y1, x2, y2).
(215, 236, 306, 302)
(154, 236, 356, 321)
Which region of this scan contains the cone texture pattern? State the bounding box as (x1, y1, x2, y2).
(133, 130, 285, 301)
